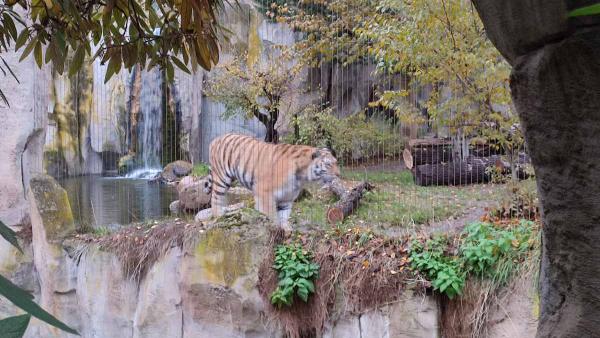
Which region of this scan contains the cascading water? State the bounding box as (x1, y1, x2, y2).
(126, 68, 164, 179)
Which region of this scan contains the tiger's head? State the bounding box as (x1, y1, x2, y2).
(309, 148, 340, 184)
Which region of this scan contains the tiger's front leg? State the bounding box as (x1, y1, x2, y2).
(277, 202, 293, 232)
(210, 174, 231, 217)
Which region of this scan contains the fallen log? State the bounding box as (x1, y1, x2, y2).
(326, 181, 374, 224)
(403, 138, 453, 169)
(413, 161, 488, 186)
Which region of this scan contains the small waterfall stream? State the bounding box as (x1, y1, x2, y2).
(127, 68, 164, 178)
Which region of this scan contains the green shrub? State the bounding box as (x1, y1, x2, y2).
(409, 220, 536, 298)
(191, 163, 210, 177)
(409, 235, 465, 299)
(288, 107, 404, 164)
(461, 220, 533, 283)
(270, 244, 320, 307)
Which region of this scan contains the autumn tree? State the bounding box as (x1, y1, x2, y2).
(203, 47, 302, 143)
(359, 0, 519, 157)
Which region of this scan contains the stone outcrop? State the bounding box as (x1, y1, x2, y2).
(161, 161, 193, 182)
(0, 192, 544, 338)
(1, 203, 448, 338)
(176, 176, 212, 211)
(27, 174, 80, 337)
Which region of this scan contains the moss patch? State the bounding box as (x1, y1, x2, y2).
(29, 175, 76, 240)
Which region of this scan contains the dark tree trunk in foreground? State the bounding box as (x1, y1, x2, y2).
(474, 1, 600, 336)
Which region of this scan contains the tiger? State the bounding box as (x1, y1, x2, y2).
(208, 133, 340, 230)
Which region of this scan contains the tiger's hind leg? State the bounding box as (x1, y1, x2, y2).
(210, 171, 232, 217)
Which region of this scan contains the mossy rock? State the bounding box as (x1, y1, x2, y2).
(28, 174, 76, 240)
(118, 154, 136, 175)
(161, 160, 193, 182)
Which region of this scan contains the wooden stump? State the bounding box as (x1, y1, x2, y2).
(326, 181, 374, 224)
(403, 138, 453, 169)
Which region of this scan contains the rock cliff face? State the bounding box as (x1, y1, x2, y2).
(0, 34, 48, 226)
(0, 175, 443, 338)
(0, 175, 540, 338)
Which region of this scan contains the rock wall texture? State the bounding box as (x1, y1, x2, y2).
(0, 30, 48, 226)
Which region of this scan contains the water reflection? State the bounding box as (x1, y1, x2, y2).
(59, 175, 177, 228)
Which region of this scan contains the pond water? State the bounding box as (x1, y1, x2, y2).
(59, 175, 178, 228)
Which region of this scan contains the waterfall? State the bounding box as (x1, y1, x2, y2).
(126, 69, 163, 178)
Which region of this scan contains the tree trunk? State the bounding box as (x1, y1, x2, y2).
(473, 2, 600, 334)
(264, 120, 279, 144)
(511, 32, 600, 338)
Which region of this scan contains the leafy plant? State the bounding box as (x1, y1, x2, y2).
(570, 3, 600, 17)
(461, 221, 533, 282)
(191, 163, 210, 177)
(289, 106, 404, 163)
(270, 244, 320, 307)
(0, 0, 226, 107)
(0, 221, 78, 337)
(409, 235, 465, 299)
(204, 46, 302, 143)
(410, 220, 536, 299)
(493, 179, 539, 220)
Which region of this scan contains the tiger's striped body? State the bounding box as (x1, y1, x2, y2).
(209, 133, 340, 230)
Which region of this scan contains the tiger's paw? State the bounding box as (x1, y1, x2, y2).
(279, 223, 293, 237)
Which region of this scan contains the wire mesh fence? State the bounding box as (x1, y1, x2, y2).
(37, 0, 536, 233)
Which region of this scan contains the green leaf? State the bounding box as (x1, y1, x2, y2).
(33, 41, 42, 68)
(0, 275, 79, 335)
(3, 13, 18, 40)
(569, 3, 600, 17)
(171, 56, 190, 74)
(104, 51, 121, 83)
(0, 314, 31, 338)
(19, 38, 36, 62)
(14, 29, 29, 50)
(297, 286, 309, 302)
(69, 45, 86, 77)
(0, 221, 22, 253)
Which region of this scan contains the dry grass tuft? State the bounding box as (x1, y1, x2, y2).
(76, 219, 203, 281)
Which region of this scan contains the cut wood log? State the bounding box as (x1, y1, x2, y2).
(326, 181, 374, 224)
(403, 138, 453, 169)
(413, 154, 531, 186)
(413, 161, 488, 186)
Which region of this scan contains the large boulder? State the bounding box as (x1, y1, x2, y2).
(161, 160, 193, 182)
(177, 176, 212, 211)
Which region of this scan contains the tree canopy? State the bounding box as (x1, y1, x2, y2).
(0, 0, 226, 106)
